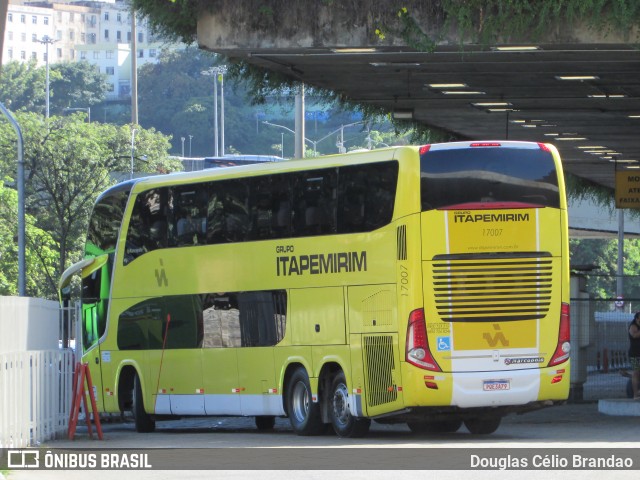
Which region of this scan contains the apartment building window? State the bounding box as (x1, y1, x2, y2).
(89, 33, 96, 44)
(107, 83, 115, 92)
(70, 13, 74, 22)
(81, 14, 85, 23)
(56, 30, 62, 40)
(20, 51, 26, 60)
(90, 15, 96, 25)
(7, 13, 12, 22)
(21, 15, 26, 23)
(138, 32, 143, 43)
(70, 49, 75, 59)
(21, 33, 26, 42)
(32, 16, 37, 24)
(32, 34, 37, 42)
(93, 51, 100, 59)
(106, 50, 113, 59)
(138, 49, 144, 58)
(32, 52, 37, 60)
(81, 33, 86, 42)
(44, 17, 49, 25)
(80, 51, 86, 60)
(7, 48, 12, 59)
(106, 66, 115, 75)
(117, 13, 122, 22)
(8, 32, 12, 41)
(149, 49, 156, 58)
(127, 31, 131, 42)
(57, 48, 62, 59)
(57, 12, 62, 22)
(104, 29, 109, 40)
(70, 31, 75, 41)
(104, 12, 109, 21)
(116, 31, 121, 41)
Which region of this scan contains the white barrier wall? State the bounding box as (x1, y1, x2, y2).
(0, 296, 71, 447)
(0, 296, 59, 353)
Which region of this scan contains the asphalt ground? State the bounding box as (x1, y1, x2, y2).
(3, 400, 640, 480)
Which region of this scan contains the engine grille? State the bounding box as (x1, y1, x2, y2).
(431, 252, 553, 322)
(363, 335, 397, 407)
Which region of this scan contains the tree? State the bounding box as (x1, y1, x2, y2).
(0, 60, 109, 118)
(0, 178, 58, 297)
(49, 61, 110, 114)
(570, 238, 640, 300)
(0, 112, 178, 298)
(0, 60, 49, 114)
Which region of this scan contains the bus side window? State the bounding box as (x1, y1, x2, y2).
(125, 188, 170, 264)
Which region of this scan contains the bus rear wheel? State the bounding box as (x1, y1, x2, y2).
(407, 419, 462, 434)
(133, 373, 155, 433)
(286, 367, 326, 436)
(464, 415, 501, 435)
(329, 372, 370, 438)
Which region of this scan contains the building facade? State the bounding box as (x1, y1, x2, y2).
(4, 0, 180, 98)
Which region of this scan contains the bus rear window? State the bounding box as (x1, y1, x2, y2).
(420, 147, 560, 211)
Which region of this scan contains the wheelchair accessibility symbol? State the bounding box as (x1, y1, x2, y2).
(437, 336, 451, 351)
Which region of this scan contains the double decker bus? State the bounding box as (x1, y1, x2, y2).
(60, 141, 570, 437)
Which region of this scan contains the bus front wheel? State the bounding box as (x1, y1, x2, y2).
(286, 368, 326, 436)
(133, 373, 155, 433)
(464, 415, 501, 435)
(329, 372, 371, 438)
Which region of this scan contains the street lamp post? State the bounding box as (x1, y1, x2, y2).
(130, 128, 137, 179)
(263, 120, 365, 155)
(181, 136, 185, 157)
(189, 135, 193, 157)
(201, 66, 227, 157)
(38, 36, 57, 119)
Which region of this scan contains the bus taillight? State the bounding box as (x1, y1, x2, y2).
(419, 145, 431, 155)
(406, 309, 441, 371)
(548, 303, 571, 367)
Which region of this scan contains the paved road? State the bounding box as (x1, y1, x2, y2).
(4, 401, 640, 480)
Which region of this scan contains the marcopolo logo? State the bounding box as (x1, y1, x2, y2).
(504, 357, 545, 366)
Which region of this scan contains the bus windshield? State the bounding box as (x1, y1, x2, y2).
(420, 146, 560, 210)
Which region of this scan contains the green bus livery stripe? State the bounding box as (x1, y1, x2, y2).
(276, 251, 367, 276)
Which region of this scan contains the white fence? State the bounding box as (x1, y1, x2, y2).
(0, 349, 75, 447)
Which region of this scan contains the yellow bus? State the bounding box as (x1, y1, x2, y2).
(61, 141, 570, 437)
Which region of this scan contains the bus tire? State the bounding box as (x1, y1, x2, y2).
(255, 416, 275, 431)
(133, 374, 155, 433)
(464, 415, 501, 435)
(286, 367, 325, 436)
(407, 419, 462, 434)
(329, 372, 371, 438)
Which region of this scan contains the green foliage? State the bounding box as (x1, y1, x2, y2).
(0, 112, 175, 298)
(0, 60, 48, 114)
(0, 60, 109, 118)
(49, 61, 110, 114)
(0, 179, 58, 297)
(571, 237, 640, 299)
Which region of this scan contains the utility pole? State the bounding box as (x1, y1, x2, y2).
(130, 8, 138, 124)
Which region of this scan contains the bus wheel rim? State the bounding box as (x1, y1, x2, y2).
(292, 381, 309, 423)
(332, 382, 350, 427)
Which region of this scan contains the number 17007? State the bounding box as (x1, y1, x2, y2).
(483, 228, 503, 237)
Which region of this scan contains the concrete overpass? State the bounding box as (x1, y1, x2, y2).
(194, 3, 640, 192)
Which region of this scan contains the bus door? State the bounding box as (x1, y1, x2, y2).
(59, 255, 111, 411)
(235, 291, 285, 416)
(147, 295, 205, 415)
(201, 292, 241, 415)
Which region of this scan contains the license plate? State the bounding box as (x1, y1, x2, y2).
(483, 380, 510, 391)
